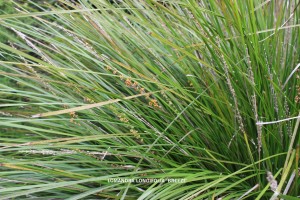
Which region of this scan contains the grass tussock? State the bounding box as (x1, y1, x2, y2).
(0, 0, 299, 199)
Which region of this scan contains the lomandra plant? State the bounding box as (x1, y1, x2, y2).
(0, 0, 299, 199)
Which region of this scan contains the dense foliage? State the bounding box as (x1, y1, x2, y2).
(0, 0, 299, 199)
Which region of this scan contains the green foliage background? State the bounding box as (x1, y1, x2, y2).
(0, 0, 299, 199)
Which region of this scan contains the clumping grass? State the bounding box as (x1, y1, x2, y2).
(0, 0, 299, 199)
